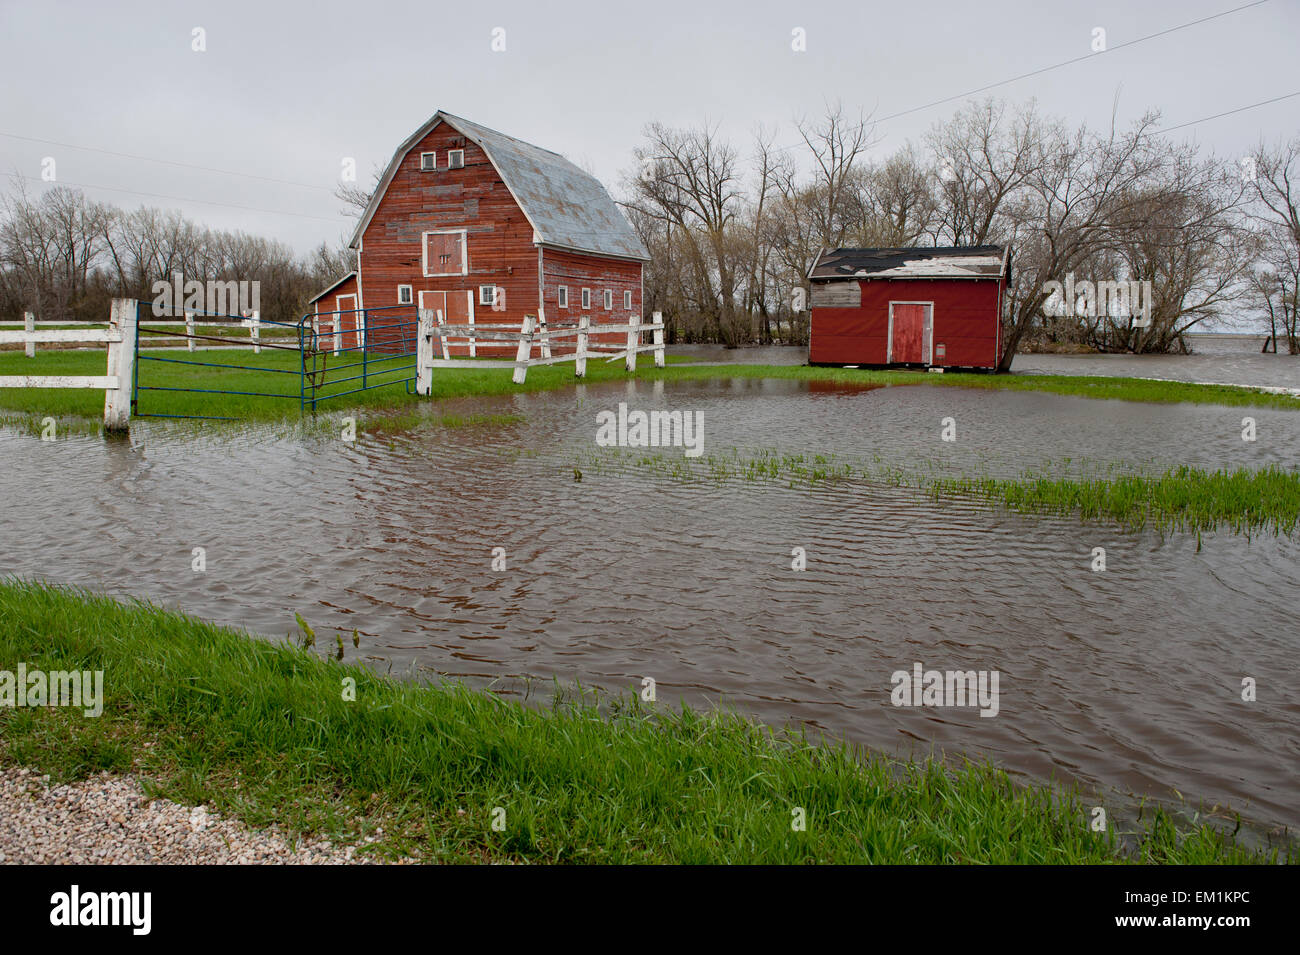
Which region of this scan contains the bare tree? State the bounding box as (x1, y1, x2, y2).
(628, 122, 747, 344)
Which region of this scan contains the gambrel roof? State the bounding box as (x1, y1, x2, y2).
(348, 110, 649, 261)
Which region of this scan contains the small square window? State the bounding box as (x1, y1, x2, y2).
(479, 285, 497, 306)
(397, 284, 413, 305)
(603, 289, 613, 310)
(581, 288, 591, 309)
(558, 286, 568, 308)
(420, 152, 436, 171)
(448, 149, 465, 169)
(624, 290, 632, 310)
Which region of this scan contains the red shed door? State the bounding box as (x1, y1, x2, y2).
(889, 303, 931, 364)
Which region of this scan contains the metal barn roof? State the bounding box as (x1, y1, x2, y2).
(810, 246, 1009, 281)
(348, 111, 649, 262)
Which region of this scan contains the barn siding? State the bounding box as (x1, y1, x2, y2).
(541, 248, 642, 353)
(360, 121, 538, 354)
(810, 278, 1001, 368)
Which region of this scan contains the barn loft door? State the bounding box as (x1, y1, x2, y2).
(889, 303, 932, 364)
(424, 231, 466, 276)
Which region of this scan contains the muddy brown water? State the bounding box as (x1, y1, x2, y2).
(2, 379, 1298, 830)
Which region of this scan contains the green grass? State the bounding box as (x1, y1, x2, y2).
(0, 579, 1284, 864)
(1, 347, 1296, 433)
(931, 465, 1300, 537)
(581, 448, 1300, 537)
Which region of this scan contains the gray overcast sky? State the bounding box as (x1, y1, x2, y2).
(1, 0, 1296, 254)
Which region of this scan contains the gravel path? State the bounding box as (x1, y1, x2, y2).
(0, 767, 380, 864)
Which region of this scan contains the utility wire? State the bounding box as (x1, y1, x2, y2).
(0, 131, 333, 191)
(11, 173, 344, 223)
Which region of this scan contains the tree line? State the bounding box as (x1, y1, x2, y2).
(2, 96, 1296, 364)
(626, 98, 1300, 365)
(0, 179, 350, 328)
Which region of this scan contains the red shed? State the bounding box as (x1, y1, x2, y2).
(808, 246, 1010, 370)
(310, 110, 648, 355)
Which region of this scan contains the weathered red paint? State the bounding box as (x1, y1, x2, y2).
(309, 118, 644, 358)
(810, 278, 1004, 369)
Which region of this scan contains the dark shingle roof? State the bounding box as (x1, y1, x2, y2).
(810, 246, 1008, 281)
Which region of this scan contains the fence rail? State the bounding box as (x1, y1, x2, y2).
(1, 300, 669, 430)
(0, 299, 136, 431)
(416, 310, 665, 391)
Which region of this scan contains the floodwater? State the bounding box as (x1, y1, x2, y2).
(2, 378, 1298, 831)
(670, 334, 1300, 390)
(1012, 335, 1300, 391)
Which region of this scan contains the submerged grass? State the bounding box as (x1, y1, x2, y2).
(0, 579, 1281, 864)
(930, 465, 1300, 537)
(582, 447, 1300, 537)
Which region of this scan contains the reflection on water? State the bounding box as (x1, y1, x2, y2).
(1, 379, 1297, 829)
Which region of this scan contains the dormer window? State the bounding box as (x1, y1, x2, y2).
(448, 149, 465, 169)
(420, 152, 436, 171)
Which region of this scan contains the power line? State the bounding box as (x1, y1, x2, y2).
(873, 0, 1272, 125)
(1155, 90, 1300, 135)
(12, 173, 345, 223)
(0, 131, 334, 191)
(768, 0, 1273, 159)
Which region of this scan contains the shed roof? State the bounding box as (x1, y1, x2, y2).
(308, 271, 357, 305)
(348, 111, 648, 262)
(810, 246, 1008, 281)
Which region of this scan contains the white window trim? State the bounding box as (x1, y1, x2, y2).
(558, 286, 568, 309)
(479, 285, 496, 306)
(624, 290, 632, 310)
(603, 289, 613, 310)
(420, 151, 436, 171)
(422, 228, 469, 277)
(448, 149, 465, 169)
(581, 288, 591, 309)
(397, 284, 413, 305)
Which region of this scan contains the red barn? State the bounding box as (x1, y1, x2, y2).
(309, 110, 648, 354)
(807, 246, 1010, 370)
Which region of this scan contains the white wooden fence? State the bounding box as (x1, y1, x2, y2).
(0, 298, 137, 431)
(3, 310, 260, 355)
(415, 310, 665, 394)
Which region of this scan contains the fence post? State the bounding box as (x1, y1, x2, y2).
(332, 313, 341, 356)
(250, 310, 261, 355)
(537, 307, 552, 360)
(24, 312, 35, 358)
(104, 299, 137, 433)
(416, 308, 434, 396)
(625, 313, 640, 373)
(575, 314, 589, 378)
(435, 309, 450, 361)
(652, 311, 665, 368)
(185, 311, 196, 352)
(513, 315, 534, 385)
